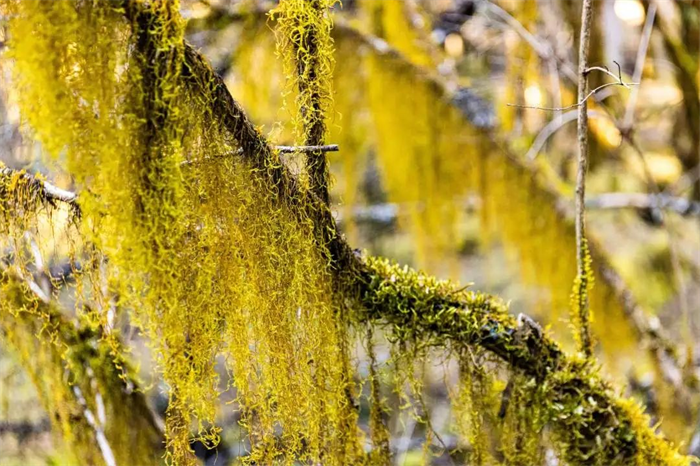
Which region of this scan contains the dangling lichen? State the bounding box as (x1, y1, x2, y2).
(452, 352, 496, 466)
(498, 374, 545, 465)
(2, 1, 363, 464)
(366, 326, 392, 466)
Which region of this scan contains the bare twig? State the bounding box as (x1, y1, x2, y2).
(507, 65, 637, 112)
(586, 192, 700, 217)
(274, 144, 338, 153)
(574, 0, 595, 357)
(73, 386, 117, 466)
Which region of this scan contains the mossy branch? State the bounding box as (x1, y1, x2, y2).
(0, 166, 80, 214)
(330, 18, 694, 406)
(15, 6, 689, 461)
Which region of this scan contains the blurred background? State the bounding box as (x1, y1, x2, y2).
(1, 0, 699, 464)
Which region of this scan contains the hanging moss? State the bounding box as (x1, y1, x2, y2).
(0, 3, 694, 466)
(272, 0, 336, 203)
(452, 352, 498, 466)
(1, 1, 362, 464)
(498, 374, 545, 466)
(366, 326, 392, 466)
(358, 257, 689, 466)
(570, 238, 595, 355)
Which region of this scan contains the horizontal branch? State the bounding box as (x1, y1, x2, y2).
(275, 144, 339, 153)
(587, 192, 700, 217)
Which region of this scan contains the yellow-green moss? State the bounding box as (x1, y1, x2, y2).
(2, 1, 361, 464)
(0, 4, 693, 466)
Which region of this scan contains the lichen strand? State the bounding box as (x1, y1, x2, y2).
(366, 327, 392, 466)
(3, 1, 361, 464)
(272, 0, 337, 203)
(452, 354, 497, 466)
(359, 257, 689, 466)
(498, 375, 545, 465)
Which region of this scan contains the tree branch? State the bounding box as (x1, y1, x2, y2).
(573, 0, 594, 357)
(0, 166, 79, 211)
(507, 64, 637, 112)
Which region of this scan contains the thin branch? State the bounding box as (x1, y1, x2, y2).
(73, 386, 117, 466)
(507, 71, 637, 112)
(574, 0, 594, 357)
(0, 167, 78, 206)
(526, 109, 603, 160)
(586, 62, 631, 89)
(275, 144, 338, 153)
(587, 192, 700, 217)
